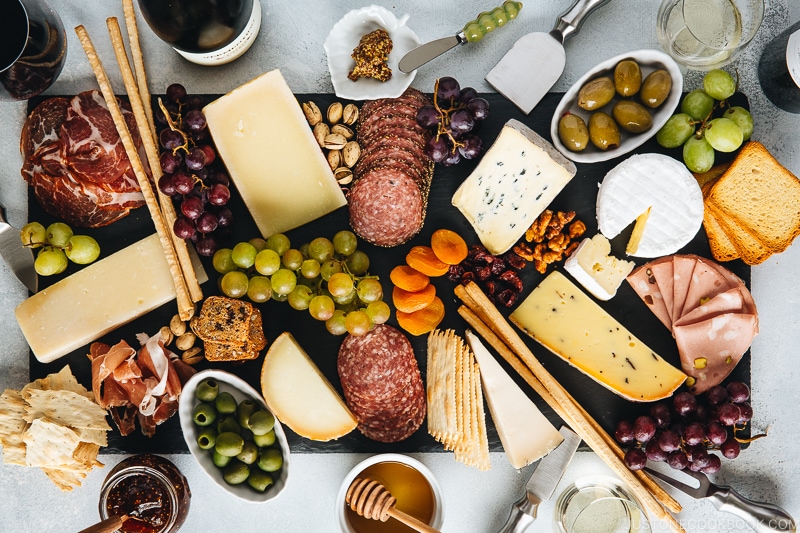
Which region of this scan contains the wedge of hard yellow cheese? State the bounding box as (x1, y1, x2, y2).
(261, 332, 356, 441)
(510, 271, 686, 402)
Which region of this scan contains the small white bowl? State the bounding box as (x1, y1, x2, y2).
(324, 5, 420, 100)
(550, 49, 683, 164)
(336, 454, 444, 532)
(178, 369, 290, 503)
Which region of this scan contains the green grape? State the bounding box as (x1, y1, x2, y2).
(325, 310, 348, 335)
(220, 270, 250, 298)
(45, 222, 73, 248)
(212, 248, 237, 274)
(656, 113, 696, 148)
(271, 292, 288, 302)
(356, 278, 383, 304)
(683, 136, 715, 173)
(255, 249, 281, 276)
(703, 69, 736, 100)
(298, 242, 310, 258)
(300, 259, 321, 279)
(723, 106, 753, 141)
(247, 275, 272, 303)
(320, 259, 343, 281)
(345, 250, 370, 275)
(20, 222, 46, 248)
(270, 268, 297, 295)
(64, 235, 100, 264)
(231, 242, 258, 269)
(34, 246, 68, 276)
(266, 233, 291, 255)
(366, 301, 391, 325)
(333, 288, 357, 305)
(680, 89, 715, 121)
(287, 285, 313, 310)
(307, 237, 334, 262)
(345, 310, 372, 336)
(308, 294, 335, 321)
(327, 272, 354, 298)
(703, 118, 744, 152)
(249, 237, 267, 252)
(282, 248, 304, 270)
(332, 230, 357, 256)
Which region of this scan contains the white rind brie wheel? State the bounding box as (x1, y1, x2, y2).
(596, 154, 703, 258)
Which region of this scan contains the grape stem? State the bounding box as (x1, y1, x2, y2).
(432, 78, 466, 153)
(157, 97, 193, 155)
(692, 70, 740, 140)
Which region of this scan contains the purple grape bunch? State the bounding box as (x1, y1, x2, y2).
(416, 76, 489, 166)
(615, 381, 756, 475)
(156, 83, 233, 256)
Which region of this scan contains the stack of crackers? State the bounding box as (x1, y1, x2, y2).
(426, 329, 490, 471)
(0, 366, 111, 491)
(190, 296, 267, 361)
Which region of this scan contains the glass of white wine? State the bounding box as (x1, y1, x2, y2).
(657, 0, 764, 70)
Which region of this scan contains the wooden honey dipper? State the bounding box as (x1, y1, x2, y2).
(345, 477, 440, 533)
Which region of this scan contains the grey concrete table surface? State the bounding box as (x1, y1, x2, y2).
(1, 1, 799, 531)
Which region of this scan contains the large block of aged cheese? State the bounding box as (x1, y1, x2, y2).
(261, 332, 357, 441)
(16, 234, 208, 364)
(204, 69, 347, 238)
(510, 271, 686, 402)
(452, 119, 576, 255)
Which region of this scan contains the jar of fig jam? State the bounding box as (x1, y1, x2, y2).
(98, 454, 190, 533)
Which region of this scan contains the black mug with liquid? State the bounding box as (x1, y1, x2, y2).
(0, 0, 67, 101)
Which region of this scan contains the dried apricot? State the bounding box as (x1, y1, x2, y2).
(430, 229, 468, 265)
(390, 265, 430, 292)
(406, 246, 449, 277)
(396, 297, 445, 336)
(392, 284, 436, 313)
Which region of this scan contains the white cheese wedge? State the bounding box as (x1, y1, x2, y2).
(204, 69, 346, 238)
(261, 332, 357, 441)
(596, 154, 703, 258)
(465, 330, 563, 469)
(15, 234, 208, 364)
(564, 234, 635, 301)
(510, 271, 687, 402)
(452, 119, 577, 255)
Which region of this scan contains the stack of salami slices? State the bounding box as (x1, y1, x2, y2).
(348, 87, 434, 247)
(627, 254, 758, 395)
(337, 325, 426, 443)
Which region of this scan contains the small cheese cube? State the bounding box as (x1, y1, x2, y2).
(564, 234, 635, 300)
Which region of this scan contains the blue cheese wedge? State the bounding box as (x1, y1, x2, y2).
(452, 119, 577, 255)
(564, 234, 635, 300)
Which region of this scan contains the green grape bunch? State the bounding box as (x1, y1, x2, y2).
(20, 221, 101, 276)
(656, 69, 753, 173)
(212, 230, 390, 337)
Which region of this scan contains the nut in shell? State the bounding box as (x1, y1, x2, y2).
(181, 346, 203, 365)
(324, 133, 347, 150)
(175, 332, 196, 352)
(343, 103, 359, 126)
(331, 123, 354, 140)
(327, 102, 343, 124)
(313, 123, 330, 147)
(169, 314, 187, 337)
(302, 101, 322, 126)
(159, 326, 174, 346)
(334, 166, 354, 185)
(327, 149, 342, 170)
(342, 141, 361, 168)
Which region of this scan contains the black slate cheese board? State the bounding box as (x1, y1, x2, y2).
(27, 92, 751, 455)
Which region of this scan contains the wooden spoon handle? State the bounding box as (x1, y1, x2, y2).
(386, 507, 440, 533)
(77, 515, 126, 533)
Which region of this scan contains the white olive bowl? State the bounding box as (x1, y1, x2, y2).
(550, 49, 683, 164)
(324, 5, 420, 100)
(178, 369, 290, 502)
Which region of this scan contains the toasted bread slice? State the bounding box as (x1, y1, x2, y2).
(703, 207, 740, 262)
(706, 201, 771, 265)
(190, 296, 253, 342)
(693, 162, 731, 189)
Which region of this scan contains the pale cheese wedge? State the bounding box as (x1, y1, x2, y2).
(261, 332, 356, 441)
(564, 234, 635, 300)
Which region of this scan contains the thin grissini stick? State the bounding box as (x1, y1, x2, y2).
(107, 17, 203, 303)
(121, 0, 155, 141)
(454, 283, 685, 533)
(75, 25, 194, 321)
(456, 304, 681, 515)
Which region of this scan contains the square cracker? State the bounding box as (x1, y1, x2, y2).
(23, 389, 111, 431)
(23, 418, 81, 467)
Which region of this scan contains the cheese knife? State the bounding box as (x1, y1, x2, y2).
(486, 0, 612, 114)
(398, 1, 523, 74)
(0, 204, 36, 293)
(497, 426, 581, 533)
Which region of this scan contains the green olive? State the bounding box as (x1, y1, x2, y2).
(614, 60, 642, 97)
(247, 470, 274, 493)
(588, 112, 621, 151)
(558, 113, 590, 152)
(215, 431, 245, 457)
(257, 447, 284, 473)
(236, 441, 259, 465)
(196, 379, 219, 402)
(640, 69, 673, 108)
(612, 100, 653, 133)
(248, 410, 276, 436)
(196, 426, 217, 450)
(577, 76, 615, 111)
(253, 429, 276, 447)
(213, 450, 233, 468)
(216, 415, 241, 435)
(223, 461, 251, 485)
(236, 399, 258, 429)
(214, 391, 238, 415)
(192, 402, 217, 427)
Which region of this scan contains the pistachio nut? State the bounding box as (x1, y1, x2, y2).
(334, 166, 354, 185)
(302, 101, 322, 126)
(331, 123, 354, 140)
(327, 149, 341, 170)
(342, 141, 361, 168)
(169, 314, 187, 337)
(181, 346, 204, 365)
(159, 326, 174, 346)
(324, 133, 347, 150)
(343, 103, 359, 126)
(313, 123, 330, 147)
(175, 332, 196, 351)
(327, 102, 343, 124)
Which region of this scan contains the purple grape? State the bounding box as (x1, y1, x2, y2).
(172, 171, 194, 195)
(467, 97, 490, 121)
(192, 128, 210, 143)
(160, 151, 182, 174)
(193, 166, 209, 182)
(737, 402, 753, 424)
(198, 144, 216, 165)
(154, 106, 168, 125)
(633, 415, 657, 443)
(184, 94, 204, 110)
(180, 196, 205, 220)
(705, 421, 728, 446)
(195, 235, 218, 257)
(210, 171, 230, 186)
(615, 420, 635, 444)
(436, 76, 461, 104)
(650, 402, 671, 428)
(667, 450, 689, 470)
(673, 391, 697, 417)
(216, 206, 233, 227)
(624, 448, 647, 470)
(645, 439, 667, 462)
(185, 109, 207, 131)
(458, 87, 478, 103)
(691, 449, 712, 469)
(159, 128, 183, 150)
(684, 421, 706, 446)
(717, 403, 741, 426)
(720, 437, 741, 459)
(195, 212, 218, 234)
(727, 382, 750, 403)
(450, 109, 475, 134)
(695, 403, 712, 424)
(458, 134, 483, 159)
(173, 216, 196, 240)
(185, 147, 207, 171)
(424, 136, 450, 163)
(706, 385, 730, 406)
(702, 454, 721, 474)
(158, 174, 176, 196)
(658, 429, 681, 452)
(208, 183, 231, 206)
(688, 459, 705, 472)
(416, 105, 440, 129)
(441, 148, 461, 167)
(684, 443, 706, 462)
(166, 83, 187, 103)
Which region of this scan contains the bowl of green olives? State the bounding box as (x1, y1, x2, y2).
(178, 369, 290, 502)
(551, 49, 683, 163)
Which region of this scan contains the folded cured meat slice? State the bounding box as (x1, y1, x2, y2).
(627, 261, 672, 330)
(652, 258, 675, 325)
(675, 287, 744, 327)
(672, 255, 696, 323)
(680, 258, 729, 318)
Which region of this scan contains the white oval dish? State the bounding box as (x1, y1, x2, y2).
(324, 5, 420, 100)
(178, 369, 290, 503)
(550, 49, 683, 164)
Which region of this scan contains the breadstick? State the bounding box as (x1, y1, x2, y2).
(74, 25, 194, 321)
(121, 0, 155, 141)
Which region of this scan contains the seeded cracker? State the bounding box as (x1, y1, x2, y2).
(0, 389, 27, 465)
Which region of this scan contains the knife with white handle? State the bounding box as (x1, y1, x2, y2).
(0, 204, 37, 293)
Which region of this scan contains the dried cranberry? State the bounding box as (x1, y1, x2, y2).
(476, 266, 493, 281)
(448, 264, 464, 282)
(499, 270, 523, 292)
(504, 251, 527, 270)
(497, 289, 518, 307)
(485, 280, 497, 295)
(490, 257, 507, 275)
(474, 249, 492, 264)
(461, 271, 475, 284)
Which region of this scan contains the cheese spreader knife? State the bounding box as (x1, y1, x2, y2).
(398, 0, 523, 74)
(0, 204, 36, 293)
(497, 426, 581, 533)
(486, 0, 612, 114)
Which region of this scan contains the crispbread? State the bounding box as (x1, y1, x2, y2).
(23, 389, 111, 431)
(703, 207, 740, 262)
(706, 201, 771, 265)
(191, 296, 267, 361)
